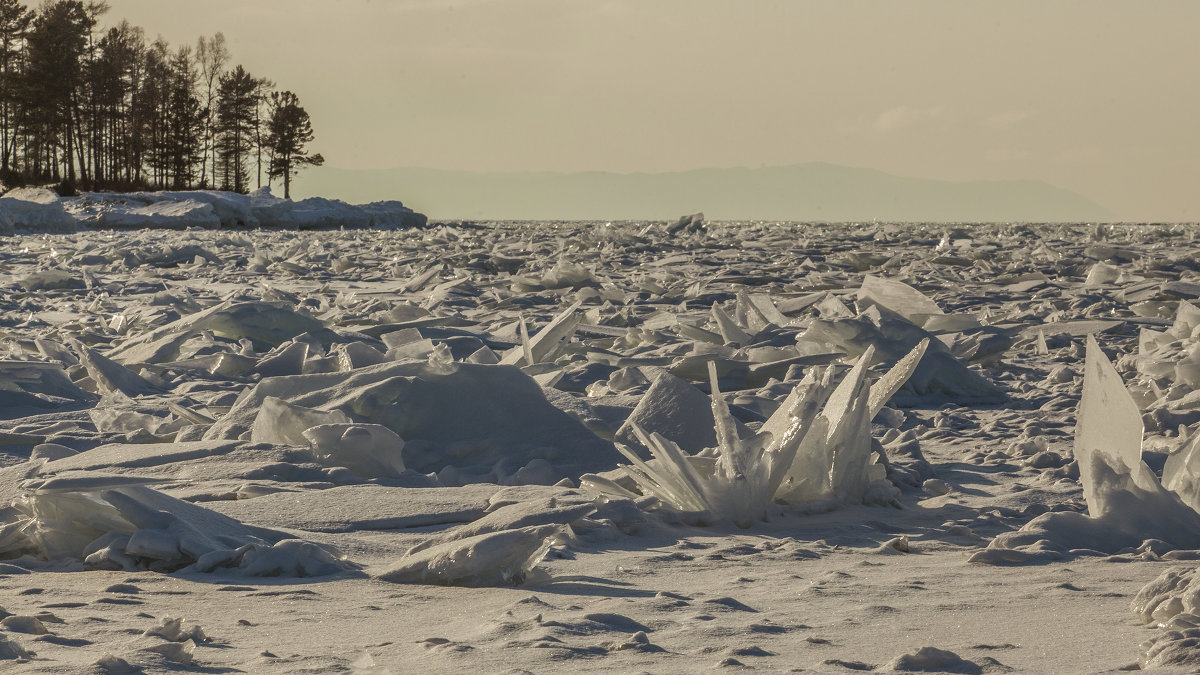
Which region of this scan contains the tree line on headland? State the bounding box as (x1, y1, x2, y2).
(0, 0, 322, 198)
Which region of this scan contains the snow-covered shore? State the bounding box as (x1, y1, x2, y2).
(0, 186, 427, 234)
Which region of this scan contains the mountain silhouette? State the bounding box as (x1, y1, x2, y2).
(292, 162, 1110, 222)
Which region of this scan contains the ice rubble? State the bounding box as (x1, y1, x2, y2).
(0, 359, 94, 413)
(0, 220, 1025, 587)
(800, 307, 1004, 404)
(1131, 566, 1200, 669)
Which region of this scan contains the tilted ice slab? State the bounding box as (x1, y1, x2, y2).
(0, 360, 95, 414)
(972, 336, 1200, 564)
(801, 305, 1004, 405)
(856, 275, 944, 326)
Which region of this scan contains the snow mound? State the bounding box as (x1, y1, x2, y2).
(884, 646, 988, 673)
(374, 524, 563, 586)
(89, 198, 220, 230)
(204, 360, 623, 483)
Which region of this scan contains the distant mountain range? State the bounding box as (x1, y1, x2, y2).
(290, 162, 1110, 222)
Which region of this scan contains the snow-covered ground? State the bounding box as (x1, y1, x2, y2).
(0, 186, 426, 233)
(2, 216, 1200, 672)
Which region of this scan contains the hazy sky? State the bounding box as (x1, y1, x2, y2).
(100, 0, 1200, 220)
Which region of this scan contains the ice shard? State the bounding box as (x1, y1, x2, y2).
(499, 301, 583, 366)
(250, 396, 352, 447)
(1075, 334, 1161, 516)
(592, 342, 925, 526)
(77, 345, 163, 398)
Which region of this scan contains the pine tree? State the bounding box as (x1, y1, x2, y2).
(0, 0, 31, 172)
(21, 0, 99, 188)
(214, 64, 257, 193)
(91, 20, 144, 186)
(265, 90, 322, 199)
(164, 45, 202, 189)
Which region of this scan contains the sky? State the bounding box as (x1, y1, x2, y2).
(99, 0, 1200, 221)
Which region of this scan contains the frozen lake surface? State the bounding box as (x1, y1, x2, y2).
(2, 217, 1200, 671)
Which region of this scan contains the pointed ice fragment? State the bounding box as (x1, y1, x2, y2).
(822, 346, 874, 440)
(500, 301, 583, 366)
(1163, 433, 1200, 513)
(1168, 300, 1200, 340)
(250, 341, 310, 378)
(1076, 335, 1160, 516)
(403, 264, 443, 293)
(735, 291, 771, 333)
(746, 293, 789, 327)
(77, 345, 163, 398)
(867, 338, 929, 418)
(711, 302, 753, 347)
(760, 367, 835, 500)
